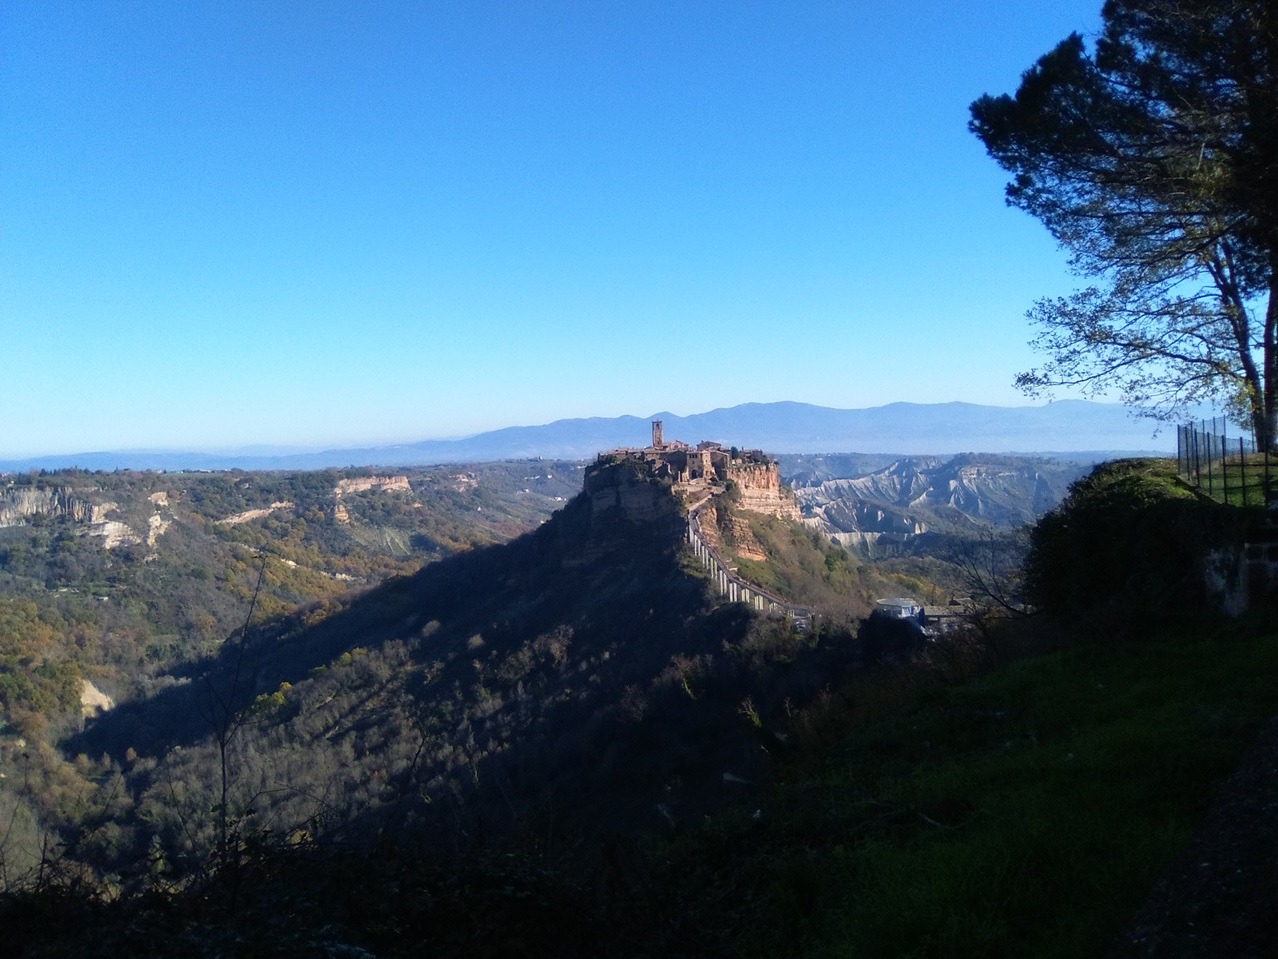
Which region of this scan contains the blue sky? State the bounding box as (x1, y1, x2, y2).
(1, 0, 1106, 457)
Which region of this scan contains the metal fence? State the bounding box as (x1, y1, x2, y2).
(1177, 418, 1273, 505)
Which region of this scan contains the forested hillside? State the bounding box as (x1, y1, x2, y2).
(0, 462, 578, 692)
(0, 462, 579, 876)
(17, 455, 1267, 959)
(1, 458, 894, 889)
(6, 458, 1277, 958)
(1, 452, 1058, 896)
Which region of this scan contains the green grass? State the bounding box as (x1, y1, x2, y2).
(646, 621, 1278, 958)
(1185, 452, 1277, 507)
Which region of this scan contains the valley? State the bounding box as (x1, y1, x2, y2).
(0, 445, 1058, 881)
(6, 446, 1246, 958)
(790, 453, 1090, 551)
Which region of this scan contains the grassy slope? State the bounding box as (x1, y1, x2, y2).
(720, 510, 901, 619)
(13, 621, 1274, 959)
(645, 622, 1278, 958)
(641, 460, 1278, 957)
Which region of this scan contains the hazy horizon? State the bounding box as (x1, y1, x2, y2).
(0, 397, 1182, 471)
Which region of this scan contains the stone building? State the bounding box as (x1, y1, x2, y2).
(594, 420, 800, 521)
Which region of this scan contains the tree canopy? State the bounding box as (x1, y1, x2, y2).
(970, 0, 1278, 444)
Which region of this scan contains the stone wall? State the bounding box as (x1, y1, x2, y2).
(1208, 522, 1278, 617)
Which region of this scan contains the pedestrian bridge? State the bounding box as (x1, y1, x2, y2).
(686, 505, 813, 629)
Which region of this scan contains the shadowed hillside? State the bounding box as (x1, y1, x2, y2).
(51, 458, 870, 882)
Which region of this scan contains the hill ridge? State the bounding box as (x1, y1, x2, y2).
(63, 458, 872, 865)
(0, 400, 1174, 471)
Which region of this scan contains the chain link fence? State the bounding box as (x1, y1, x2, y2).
(1177, 418, 1273, 506)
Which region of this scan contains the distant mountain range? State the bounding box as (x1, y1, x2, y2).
(1, 400, 1176, 472)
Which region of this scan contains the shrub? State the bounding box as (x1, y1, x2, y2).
(1025, 459, 1241, 633)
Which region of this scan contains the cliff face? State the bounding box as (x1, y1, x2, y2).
(814, 457, 1071, 525)
(0, 485, 148, 550)
(334, 476, 411, 496)
(583, 461, 682, 526)
(585, 451, 801, 525)
(0, 487, 111, 527)
(729, 461, 801, 521)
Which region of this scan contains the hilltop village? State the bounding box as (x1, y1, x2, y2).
(595, 420, 801, 521)
(591, 424, 966, 633)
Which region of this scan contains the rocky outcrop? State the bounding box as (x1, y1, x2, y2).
(334, 476, 411, 497)
(703, 512, 767, 562)
(0, 486, 145, 548)
(584, 454, 800, 527)
(80, 679, 115, 719)
(603, 440, 802, 522)
(581, 446, 800, 578)
(583, 463, 681, 526)
(330, 476, 413, 524)
(795, 454, 1087, 544)
(0, 487, 110, 527)
(147, 513, 171, 547)
(94, 519, 141, 549)
(808, 499, 927, 539)
(217, 502, 295, 526)
(729, 461, 802, 521)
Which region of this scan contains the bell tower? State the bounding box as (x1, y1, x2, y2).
(651, 420, 664, 449)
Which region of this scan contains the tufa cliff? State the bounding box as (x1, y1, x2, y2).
(730, 459, 802, 520)
(0, 486, 110, 527)
(595, 420, 801, 522)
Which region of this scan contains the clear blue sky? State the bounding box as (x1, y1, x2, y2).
(1, 0, 1106, 457)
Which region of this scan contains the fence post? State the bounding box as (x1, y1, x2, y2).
(1216, 419, 1226, 503)
(1194, 419, 1203, 488)
(1215, 418, 1223, 497)
(1200, 419, 1207, 485)
(1241, 437, 1249, 505)
(1188, 423, 1195, 479)
(1216, 416, 1226, 498)
(1267, 436, 1272, 504)
(1205, 418, 1213, 495)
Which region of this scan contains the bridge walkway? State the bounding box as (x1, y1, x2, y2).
(685, 500, 813, 628)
